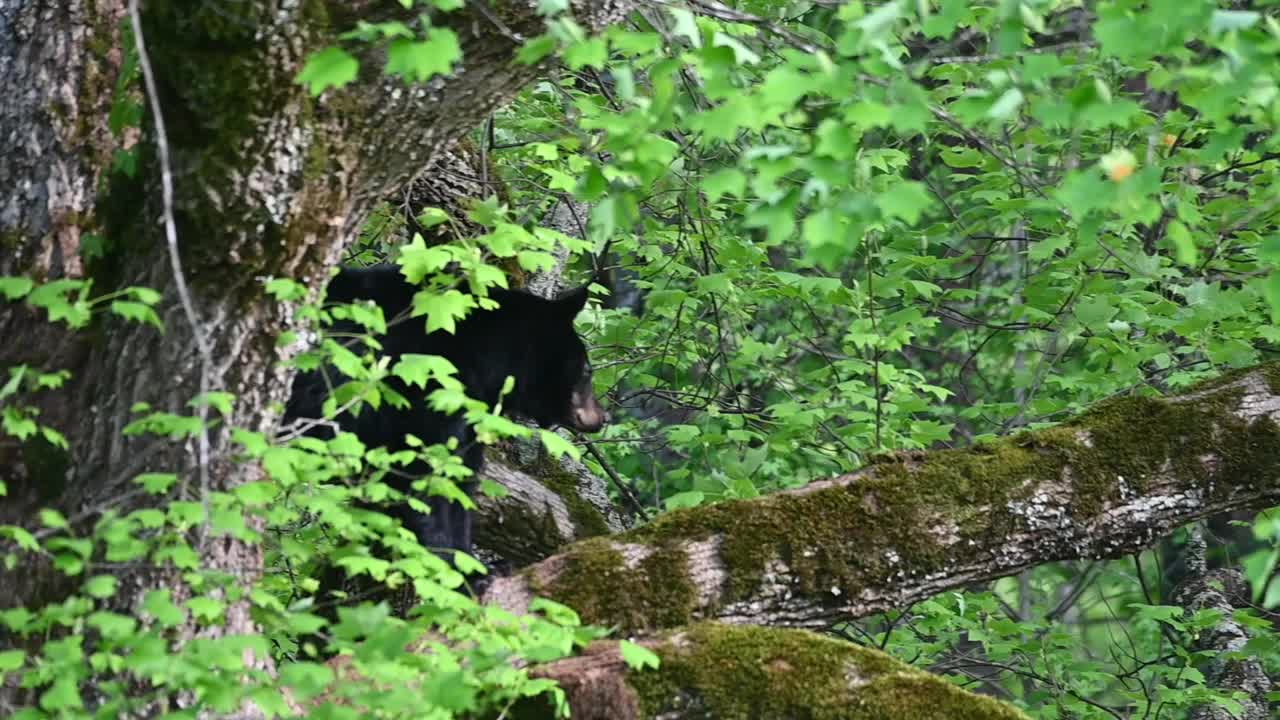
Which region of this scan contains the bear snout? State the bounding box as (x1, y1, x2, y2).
(570, 391, 607, 432)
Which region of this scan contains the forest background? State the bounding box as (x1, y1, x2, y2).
(3, 0, 1280, 718)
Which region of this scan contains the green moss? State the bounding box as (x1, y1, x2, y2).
(495, 440, 614, 543)
(615, 440, 1053, 611)
(118, 0, 341, 287)
(302, 132, 332, 188)
(532, 537, 699, 632)
(1260, 361, 1280, 395)
(630, 623, 1027, 720)
(1045, 383, 1280, 510)
(533, 455, 612, 539)
(1036, 394, 1210, 517)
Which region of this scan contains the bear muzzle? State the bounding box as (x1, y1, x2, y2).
(569, 386, 607, 432)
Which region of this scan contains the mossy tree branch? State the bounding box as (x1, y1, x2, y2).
(517, 624, 1029, 720)
(473, 438, 630, 567)
(484, 363, 1280, 634)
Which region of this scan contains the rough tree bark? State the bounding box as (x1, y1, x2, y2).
(475, 438, 629, 567)
(1179, 526, 1273, 720)
(0, 0, 633, 586)
(0, 0, 632, 712)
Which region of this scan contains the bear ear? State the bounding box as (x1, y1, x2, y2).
(555, 285, 590, 317)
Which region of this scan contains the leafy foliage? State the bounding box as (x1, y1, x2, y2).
(487, 0, 1280, 716)
(5, 0, 1280, 718)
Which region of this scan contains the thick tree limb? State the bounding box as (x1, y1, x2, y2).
(518, 623, 1027, 719)
(485, 364, 1280, 633)
(474, 438, 630, 567)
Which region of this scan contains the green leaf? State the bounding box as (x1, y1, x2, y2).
(0, 277, 33, 301)
(134, 472, 177, 493)
(296, 47, 359, 96)
(39, 509, 68, 530)
(40, 676, 81, 710)
(539, 429, 580, 460)
(987, 88, 1024, 120)
(279, 662, 335, 701)
(1054, 171, 1110, 217)
(664, 490, 705, 510)
(84, 575, 118, 599)
(143, 589, 185, 627)
(619, 640, 660, 670)
(515, 34, 558, 65)
(1074, 296, 1118, 329)
(877, 181, 933, 224)
(1166, 220, 1197, 266)
(187, 595, 226, 623)
(2, 525, 38, 552)
(564, 36, 607, 70)
(1263, 273, 1280, 324)
(126, 285, 161, 304)
(844, 100, 893, 129)
(399, 234, 455, 283)
(392, 353, 458, 388)
(452, 551, 487, 576)
(411, 289, 476, 334)
(537, 0, 568, 16)
(28, 279, 91, 327)
(711, 31, 760, 65)
(385, 29, 462, 82)
(110, 298, 163, 326)
(0, 649, 23, 672)
(668, 7, 701, 48)
(517, 250, 556, 272)
(233, 481, 278, 506)
(856, 1, 902, 38)
(703, 168, 745, 204)
(529, 597, 581, 625)
(343, 20, 414, 41)
(1021, 53, 1066, 83)
(191, 391, 235, 418)
(265, 278, 307, 301)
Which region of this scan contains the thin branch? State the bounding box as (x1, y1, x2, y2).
(129, 0, 215, 534)
(582, 436, 650, 519)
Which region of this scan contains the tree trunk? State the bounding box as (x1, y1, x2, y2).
(1180, 526, 1274, 720)
(0, 0, 632, 711)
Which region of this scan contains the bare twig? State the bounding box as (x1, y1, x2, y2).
(129, 0, 215, 535)
(581, 436, 650, 519)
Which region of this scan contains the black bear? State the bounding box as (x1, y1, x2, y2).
(284, 265, 606, 556)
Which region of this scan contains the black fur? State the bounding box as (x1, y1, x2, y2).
(284, 265, 605, 555)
